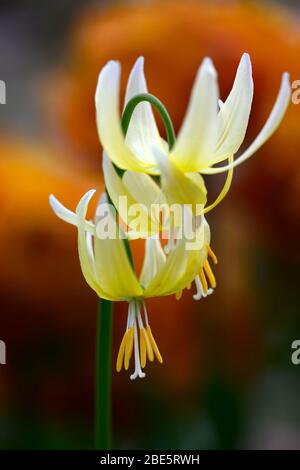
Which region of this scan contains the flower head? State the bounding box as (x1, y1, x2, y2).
(96, 54, 290, 211)
(49, 190, 211, 378)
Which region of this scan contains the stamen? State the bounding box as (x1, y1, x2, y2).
(130, 315, 146, 380)
(116, 331, 127, 372)
(199, 269, 208, 293)
(143, 301, 149, 326)
(116, 301, 135, 373)
(208, 246, 218, 264)
(146, 325, 163, 363)
(140, 328, 147, 368)
(193, 275, 202, 301)
(124, 327, 134, 370)
(193, 275, 214, 301)
(138, 303, 154, 367)
(204, 260, 216, 288)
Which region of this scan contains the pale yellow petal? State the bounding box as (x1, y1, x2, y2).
(144, 214, 210, 297)
(124, 57, 161, 166)
(212, 53, 253, 165)
(76, 190, 113, 300)
(103, 153, 160, 237)
(202, 72, 291, 174)
(49, 194, 95, 234)
(95, 60, 155, 173)
(154, 147, 207, 212)
(171, 57, 219, 172)
(94, 194, 143, 299)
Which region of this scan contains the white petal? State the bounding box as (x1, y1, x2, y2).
(124, 57, 161, 166)
(171, 57, 219, 172)
(95, 60, 154, 173)
(76, 190, 104, 296)
(202, 72, 291, 174)
(49, 194, 95, 234)
(213, 53, 254, 164)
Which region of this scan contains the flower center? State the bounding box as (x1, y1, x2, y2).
(116, 300, 163, 380)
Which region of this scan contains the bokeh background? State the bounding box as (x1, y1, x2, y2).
(0, 0, 300, 450)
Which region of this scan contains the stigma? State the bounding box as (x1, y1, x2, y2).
(193, 245, 217, 301)
(116, 300, 163, 380)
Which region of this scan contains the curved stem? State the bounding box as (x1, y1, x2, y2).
(95, 299, 113, 450)
(122, 93, 176, 151)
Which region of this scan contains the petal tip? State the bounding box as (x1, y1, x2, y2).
(240, 52, 252, 75)
(49, 193, 60, 212)
(282, 71, 291, 86)
(135, 56, 145, 69)
(201, 56, 217, 76)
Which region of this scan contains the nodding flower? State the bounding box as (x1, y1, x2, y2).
(49, 190, 212, 379)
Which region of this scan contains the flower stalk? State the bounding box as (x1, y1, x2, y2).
(95, 299, 113, 450)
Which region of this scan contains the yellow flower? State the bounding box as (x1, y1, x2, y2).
(49, 190, 211, 379)
(96, 54, 290, 210)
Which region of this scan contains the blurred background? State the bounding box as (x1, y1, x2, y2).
(0, 0, 300, 450)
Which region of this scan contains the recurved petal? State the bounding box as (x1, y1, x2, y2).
(124, 57, 161, 166)
(212, 53, 254, 165)
(94, 194, 143, 299)
(76, 189, 111, 298)
(202, 72, 291, 175)
(95, 60, 154, 173)
(171, 57, 219, 172)
(49, 194, 95, 234)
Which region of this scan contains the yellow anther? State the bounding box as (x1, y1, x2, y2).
(146, 325, 163, 363)
(142, 328, 154, 362)
(199, 269, 208, 293)
(116, 330, 128, 372)
(208, 246, 218, 264)
(204, 259, 216, 288)
(176, 290, 182, 300)
(124, 327, 134, 370)
(140, 329, 147, 368)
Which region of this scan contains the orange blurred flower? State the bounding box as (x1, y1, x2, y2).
(42, 0, 300, 249)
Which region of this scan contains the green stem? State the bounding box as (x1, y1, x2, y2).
(95, 299, 113, 450)
(122, 93, 176, 150)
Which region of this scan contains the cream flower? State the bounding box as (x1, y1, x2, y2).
(96, 53, 290, 208)
(49, 190, 211, 379)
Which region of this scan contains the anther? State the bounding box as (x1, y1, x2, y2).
(203, 259, 216, 288)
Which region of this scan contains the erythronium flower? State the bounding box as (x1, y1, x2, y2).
(96, 53, 290, 208)
(96, 53, 290, 303)
(49, 190, 211, 378)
